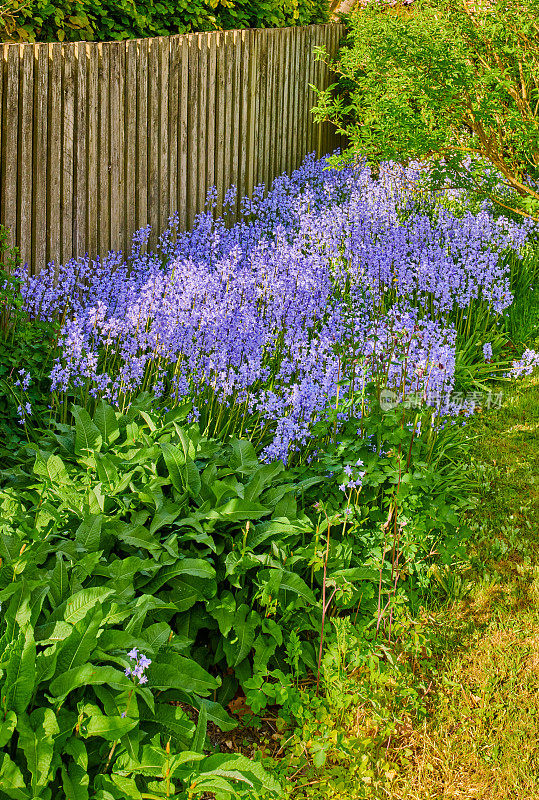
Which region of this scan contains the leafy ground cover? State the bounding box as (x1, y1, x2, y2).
(0, 153, 538, 798)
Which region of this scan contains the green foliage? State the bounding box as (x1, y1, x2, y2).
(0, 228, 58, 459)
(0, 399, 298, 797)
(313, 0, 539, 220)
(0, 0, 329, 43)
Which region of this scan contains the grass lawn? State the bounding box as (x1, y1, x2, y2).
(385, 372, 539, 799)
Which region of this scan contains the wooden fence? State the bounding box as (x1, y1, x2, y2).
(0, 23, 344, 272)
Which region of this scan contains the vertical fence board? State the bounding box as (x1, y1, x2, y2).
(74, 42, 87, 258)
(239, 29, 250, 205)
(48, 43, 62, 265)
(230, 30, 241, 215)
(135, 39, 148, 237)
(205, 33, 217, 207)
(159, 37, 170, 237)
(18, 46, 34, 267)
(3, 46, 19, 253)
(178, 36, 188, 231)
(125, 40, 137, 254)
(168, 36, 180, 225)
(214, 31, 225, 216)
(147, 37, 160, 244)
(61, 44, 75, 265)
(97, 43, 110, 255)
(32, 45, 48, 270)
(197, 35, 207, 216)
(223, 32, 234, 201)
(186, 34, 198, 227)
(109, 43, 121, 252)
(87, 42, 99, 260)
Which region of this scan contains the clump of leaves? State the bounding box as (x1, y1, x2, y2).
(313, 0, 539, 221)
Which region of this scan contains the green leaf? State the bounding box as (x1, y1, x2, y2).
(16, 708, 59, 794)
(149, 653, 218, 695)
(228, 438, 259, 474)
(55, 606, 105, 675)
(49, 664, 130, 700)
(61, 762, 89, 800)
(259, 568, 316, 605)
(33, 452, 69, 484)
(75, 514, 102, 552)
(192, 703, 207, 754)
(62, 588, 114, 625)
(0, 710, 17, 748)
(160, 441, 186, 492)
(71, 405, 103, 456)
(161, 442, 201, 496)
(93, 400, 120, 445)
(48, 556, 69, 607)
(82, 712, 137, 741)
(0, 752, 29, 800)
(5, 627, 36, 714)
(143, 559, 216, 595)
(222, 604, 260, 668)
(208, 498, 270, 522)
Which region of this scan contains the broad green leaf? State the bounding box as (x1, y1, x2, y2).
(55, 606, 105, 675)
(328, 567, 379, 584)
(16, 708, 59, 793)
(222, 604, 259, 668)
(6, 627, 36, 714)
(82, 712, 137, 741)
(63, 588, 114, 625)
(0, 752, 29, 800)
(208, 498, 270, 522)
(49, 664, 130, 700)
(114, 522, 163, 557)
(202, 753, 281, 793)
(206, 591, 236, 637)
(149, 653, 218, 695)
(142, 559, 216, 595)
(71, 405, 103, 456)
(192, 703, 207, 754)
(93, 400, 120, 445)
(116, 746, 203, 777)
(259, 568, 316, 605)
(139, 702, 194, 747)
(75, 514, 102, 553)
(0, 710, 16, 748)
(228, 438, 259, 474)
(61, 762, 89, 800)
(161, 442, 201, 496)
(48, 556, 69, 607)
(33, 452, 69, 484)
(95, 455, 120, 488)
(160, 441, 186, 492)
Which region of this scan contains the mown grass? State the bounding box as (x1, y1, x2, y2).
(382, 371, 539, 799)
(264, 371, 539, 799)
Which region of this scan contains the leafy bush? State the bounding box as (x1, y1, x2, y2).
(0, 0, 329, 43)
(313, 0, 539, 221)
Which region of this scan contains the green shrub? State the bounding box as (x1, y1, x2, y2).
(313, 0, 539, 221)
(1, 0, 329, 43)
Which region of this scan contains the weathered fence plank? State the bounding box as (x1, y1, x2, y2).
(0, 23, 344, 272)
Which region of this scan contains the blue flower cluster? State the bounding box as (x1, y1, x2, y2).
(16, 155, 535, 461)
(125, 648, 151, 685)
